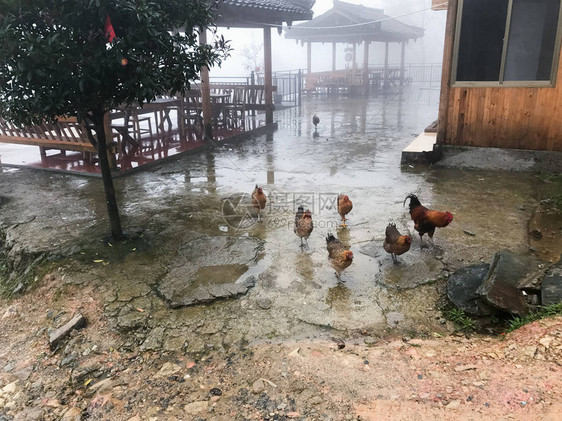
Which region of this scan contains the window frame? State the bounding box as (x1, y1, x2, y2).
(452, 0, 562, 88)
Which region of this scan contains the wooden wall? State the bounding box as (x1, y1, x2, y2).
(437, 0, 562, 152)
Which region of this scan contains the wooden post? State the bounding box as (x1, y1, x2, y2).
(437, 0, 458, 145)
(362, 41, 370, 95)
(332, 42, 337, 71)
(384, 41, 389, 88)
(199, 27, 213, 141)
(264, 26, 273, 125)
(400, 42, 406, 86)
(307, 41, 312, 74)
(352, 42, 357, 69)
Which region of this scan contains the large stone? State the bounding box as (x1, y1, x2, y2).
(542, 259, 562, 306)
(477, 250, 546, 314)
(184, 401, 208, 415)
(157, 235, 262, 307)
(447, 264, 498, 315)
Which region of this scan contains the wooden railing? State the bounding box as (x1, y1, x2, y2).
(0, 84, 273, 160)
(0, 117, 96, 153)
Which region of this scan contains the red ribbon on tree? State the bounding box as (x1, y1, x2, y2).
(104, 15, 116, 42)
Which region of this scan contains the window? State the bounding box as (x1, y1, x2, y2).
(453, 0, 562, 86)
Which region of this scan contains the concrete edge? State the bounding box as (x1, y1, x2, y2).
(436, 145, 562, 173)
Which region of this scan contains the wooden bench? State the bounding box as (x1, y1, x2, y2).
(0, 117, 97, 158)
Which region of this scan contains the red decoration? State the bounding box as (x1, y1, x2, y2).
(121, 58, 128, 66)
(104, 16, 116, 42)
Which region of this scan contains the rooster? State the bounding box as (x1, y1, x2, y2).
(383, 223, 412, 262)
(251, 185, 267, 222)
(403, 194, 453, 246)
(326, 233, 353, 281)
(294, 206, 313, 248)
(312, 114, 320, 130)
(337, 194, 353, 227)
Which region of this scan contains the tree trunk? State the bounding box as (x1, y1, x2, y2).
(92, 109, 123, 241)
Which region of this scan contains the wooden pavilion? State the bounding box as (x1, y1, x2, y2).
(285, 0, 424, 95)
(209, 0, 314, 130)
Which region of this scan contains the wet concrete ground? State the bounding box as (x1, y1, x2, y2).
(1, 85, 561, 351)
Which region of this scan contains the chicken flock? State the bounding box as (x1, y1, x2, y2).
(251, 185, 453, 281)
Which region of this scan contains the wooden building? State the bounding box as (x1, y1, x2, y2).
(285, 0, 424, 94)
(437, 0, 562, 152)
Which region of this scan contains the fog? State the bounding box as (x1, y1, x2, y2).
(211, 0, 447, 78)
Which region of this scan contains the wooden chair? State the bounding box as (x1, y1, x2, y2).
(224, 86, 246, 129)
(129, 110, 153, 142)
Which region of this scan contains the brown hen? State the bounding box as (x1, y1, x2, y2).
(251, 185, 267, 222)
(383, 223, 412, 262)
(326, 233, 353, 280)
(294, 206, 313, 248)
(337, 194, 353, 227)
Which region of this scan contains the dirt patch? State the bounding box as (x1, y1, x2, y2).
(1, 272, 562, 420)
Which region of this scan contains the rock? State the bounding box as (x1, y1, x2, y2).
(116, 307, 147, 331)
(447, 263, 498, 316)
(1, 381, 17, 395)
(89, 378, 115, 393)
(447, 400, 461, 409)
(139, 327, 165, 352)
(463, 229, 476, 236)
(61, 407, 82, 420)
(2, 306, 18, 319)
(157, 235, 262, 308)
(11, 282, 25, 295)
(184, 401, 208, 415)
(542, 259, 562, 306)
(256, 298, 272, 310)
(252, 379, 265, 394)
(386, 312, 405, 326)
(454, 364, 478, 372)
(477, 250, 546, 314)
(210, 387, 222, 396)
(364, 337, 377, 345)
(539, 336, 553, 349)
(331, 337, 345, 349)
(288, 348, 300, 357)
(309, 396, 323, 405)
(530, 229, 543, 239)
(156, 362, 182, 378)
(49, 314, 87, 350)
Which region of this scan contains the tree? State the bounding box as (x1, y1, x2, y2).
(0, 0, 230, 240)
(240, 35, 264, 74)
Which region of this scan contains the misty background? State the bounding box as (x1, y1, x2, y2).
(211, 0, 447, 77)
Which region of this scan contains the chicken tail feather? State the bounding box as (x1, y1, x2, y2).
(404, 194, 421, 209)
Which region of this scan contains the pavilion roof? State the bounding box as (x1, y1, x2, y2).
(284, 0, 424, 43)
(216, 0, 315, 28)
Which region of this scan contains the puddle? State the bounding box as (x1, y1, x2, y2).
(190, 264, 250, 288)
(3, 85, 561, 345)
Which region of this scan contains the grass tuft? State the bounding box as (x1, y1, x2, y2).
(505, 303, 562, 333)
(444, 308, 476, 332)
